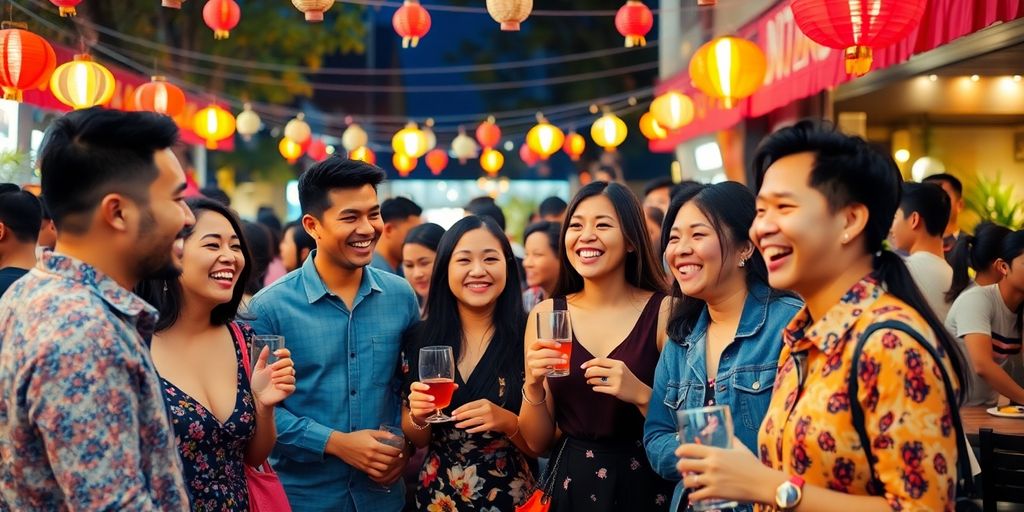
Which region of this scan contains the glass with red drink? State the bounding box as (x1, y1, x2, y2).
(537, 310, 572, 377)
(419, 345, 456, 423)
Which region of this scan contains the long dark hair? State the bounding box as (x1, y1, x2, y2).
(553, 181, 667, 297)
(415, 215, 525, 385)
(946, 222, 1012, 302)
(753, 120, 967, 401)
(661, 181, 780, 341)
(137, 197, 253, 332)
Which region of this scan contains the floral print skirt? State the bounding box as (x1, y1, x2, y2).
(547, 436, 674, 512)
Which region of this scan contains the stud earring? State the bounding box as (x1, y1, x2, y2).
(842, 232, 850, 244)
(738, 259, 746, 268)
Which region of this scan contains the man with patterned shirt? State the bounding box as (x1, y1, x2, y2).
(0, 108, 194, 510)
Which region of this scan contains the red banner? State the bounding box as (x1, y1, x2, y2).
(650, 0, 1024, 152)
(22, 45, 234, 151)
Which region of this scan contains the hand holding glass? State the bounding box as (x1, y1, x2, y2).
(537, 310, 572, 377)
(419, 346, 456, 423)
(676, 405, 740, 512)
(251, 335, 285, 370)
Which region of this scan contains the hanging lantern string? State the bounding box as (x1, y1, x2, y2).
(14, 0, 656, 77)
(335, 0, 747, 16)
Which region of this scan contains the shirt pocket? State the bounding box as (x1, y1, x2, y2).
(662, 380, 696, 410)
(732, 367, 777, 432)
(370, 332, 402, 387)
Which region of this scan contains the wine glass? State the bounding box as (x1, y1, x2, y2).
(676, 405, 740, 511)
(418, 346, 456, 423)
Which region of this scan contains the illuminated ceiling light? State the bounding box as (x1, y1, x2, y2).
(970, 74, 980, 82)
(928, 74, 937, 82)
(694, 141, 723, 171)
(894, 149, 910, 163)
(1014, 75, 1022, 82)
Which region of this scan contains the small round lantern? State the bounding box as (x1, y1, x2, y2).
(349, 146, 376, 165)
(235, 103, 261, 141)
(452, 128, 480, 164)
(425, 148, 448, 175)
(162, 0, 185, 9)
(590, 112, 627, 151)
(392, 122, 428, 159)
(650, 91, 694, 130)
(519, 144, 540, 167)
(393, 0, 431, 48)
(393, 152, 417, 176)
(689, 36, 766, 108)
(486, 0, 532, 31)
(615, 1, 653, 48)
(423, 119, 437, 151)
(280, 137, 304, 163)
(0, 26, 57, 102)
(475, 116, 501, 149)
(525, 114, 564, 160)
(292, 0, 334, 22)
(203, 0, 241, 40)
(639, 112, 667, 140)
(50, 0, 82, 16)
(49, 54, 116, 110)
(134, 76, 186, 117)
(562, 132, 585, 161)
(284, 113, 312, 145)
(342, 123, 368, 152)
(192, 104, 236, 150)
(480, 148, 504, 176)
(307, 138, 329, 162)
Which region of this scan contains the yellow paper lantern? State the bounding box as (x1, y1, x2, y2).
(392, 122, 428, 158)
(526, 114, 565, 161)
(590, 112, 627, 151)
(689, 36, 766, 109)
(562, 132, 585, 161)
(279, 137, 304, 163)
(423, 119, 437, 151)
(486, 0, 532, 31)
(284, 113, 312, 145)
(235, 103, 261, 141)
(393, 152, 417, 176)
(192, 104, 236, 150)
(639, 112, 667, 140)
(650, 91, 694, 130)
(480, 148, 504, 175)
(342, 123, 368, 152)
(349, 146, 376, 165)
(49, 54, 116, 110)
(292, 0, 334, 21)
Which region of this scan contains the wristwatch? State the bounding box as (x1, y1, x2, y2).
(775, 475, 805, 510)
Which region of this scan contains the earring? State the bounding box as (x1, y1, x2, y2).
(842, 232, 850, 244)
(738, 259, 746, 268)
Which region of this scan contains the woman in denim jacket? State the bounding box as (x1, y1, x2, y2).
(644, 182, 801, 511)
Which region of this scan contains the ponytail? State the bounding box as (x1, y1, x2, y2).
(946, 222, 1012, 303)
(946, 234, 976, 303)
(874, 250, 969, 404)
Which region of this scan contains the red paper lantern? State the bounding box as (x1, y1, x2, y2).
(134, 76, 186, 117)
(203, 0, 241, 40)
(475, 117, 501, 149)
(425, 148, 448, 175)
(307, 138, 329, 162)
(519, 143, 540, 167)
(615, 1, 653, 48)
(791, 0, 927, 76)
(393, 0, 431, 49)
(50, 0, 82, 16)
(0, 26, 57, 102)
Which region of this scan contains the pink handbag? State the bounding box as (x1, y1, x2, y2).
(231, 323, 293, 512)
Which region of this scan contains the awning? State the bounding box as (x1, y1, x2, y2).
(650, 0, 1024, 152)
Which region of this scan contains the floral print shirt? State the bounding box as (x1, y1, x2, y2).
(757, 277, 959, 511)
(0, 252, 189, 511)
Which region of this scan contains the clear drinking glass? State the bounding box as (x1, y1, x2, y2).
(251, 335, 285, 370)
(418, 346, 456, 423)
(372, 424, 406, 493)
(537, 310, 572, 378)
(676, 405, 740, 511)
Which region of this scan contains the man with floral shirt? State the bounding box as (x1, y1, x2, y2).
(0, 108, 194, 510)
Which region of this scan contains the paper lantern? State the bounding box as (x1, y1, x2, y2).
(284, 113, 312, 145)
(306, 138, 329, 162)
(393, 152, 417, 176)
(162, 0, 185, 9)
(423, 121, 437, 151)
(280, 137, 304, 163)
(590, 112, 627, 151)
(292, 0, 334, 22)
(341, 123, 368, 151)
(235, 103, 261, 141)
(393, 0, 431, 48)
(486, 0, 531, 31)
(425, 148, 448, 175)
(134, 76, 185, 117)
(480, 148, 504, 176)
(689, 36, 766, 109)
(526, 114, 564, 160)
(650, 91, 694, 130)
(452, 128, 479, 164)
(203, 0, 241, 40)
(192, 104, 236, 150)
(562, 132, 585, 161)
(392, 122, 428, 158)
(349, 146, 376, 165)
(475, 116, 501, 149)
(49, 54, 116, 110)
(50, 0, 82, 16)
(519, 144, 540, 167)
(639, 112, 667, 140)
(0, 26, 57, 102)
(615, 1, 653, 48)
(791, 0, 927, 76)
(697, 0, 716, 4)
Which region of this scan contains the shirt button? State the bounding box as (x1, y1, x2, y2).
(752, 381, 761, 390)
(350, 352, 356, 358)
(350, 390, 357, 396)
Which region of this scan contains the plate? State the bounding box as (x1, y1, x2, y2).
(986, 406, 1024, 418)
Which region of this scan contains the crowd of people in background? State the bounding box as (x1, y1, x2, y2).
(1, 107, 1022, 512)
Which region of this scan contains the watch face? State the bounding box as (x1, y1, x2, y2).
(776, 482, 800, 508)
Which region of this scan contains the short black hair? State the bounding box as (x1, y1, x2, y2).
(643, 177, 674, 197)
(38, 107, 180, 234)
(0, 186, 42, 243)
(465, 201, 506, 231)
(200, 186, 231, 207)
(404, 222, 445, 252)
(283, 220, 316, 269)
(524, 220, 560, 253)
(381, 196, 423, 224)
(923, 173, 963, 198)
(242, 221, 273, 296)
(538, 196, 567, 218)
(298, 157, 386, 218)
(37, 195, 52, 221)
(899, 182, 950, 237)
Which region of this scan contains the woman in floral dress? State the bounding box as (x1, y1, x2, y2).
(403, 215, 537, 511)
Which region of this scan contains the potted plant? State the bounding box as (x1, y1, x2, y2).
(965, 171, 1024, 230)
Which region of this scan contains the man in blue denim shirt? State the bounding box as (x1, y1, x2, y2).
(247, 159, 419, 512)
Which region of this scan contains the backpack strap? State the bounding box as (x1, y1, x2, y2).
(848, 320, 974, 498)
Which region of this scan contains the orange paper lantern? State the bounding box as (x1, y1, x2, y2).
(650, 91, 694, 130)
(639, 112, 667, 140)
(519, 144, 540, 167)
(425, 148, 448, 175)
(280, 137, 304, 163)
(134, 76, 186, 117)
(393, 152, 417, 176)
(562, 132, 585, 161)
(0, 26, 57, 102)
(349, 146, 376, 165)
(162, 0, 186, 9)
(50, 0, 82, 16)
(49, 54, 116, 110)
(203, 0, 241, 40)
(475, 116, 501, 149)
(526, 114, 564, 161)
(590, 112, 627, 151)
(614, 1, 653, 48)
(689, 36, 766, 109)
(480, 148, 504, 176)
(393, 0, 431, 48)
(192, 104, 236, 150)
(307, 138, 329, 162)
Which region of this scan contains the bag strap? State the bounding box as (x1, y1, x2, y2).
(540, 438, 570, 498)
(847, 320, 975, 498)
(229, 322, 275, 474)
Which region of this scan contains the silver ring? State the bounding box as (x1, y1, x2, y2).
(601, 377, 608, 383)
(692, 474, 700, 486)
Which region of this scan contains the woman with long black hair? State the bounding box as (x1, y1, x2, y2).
(945, 221, 1012, 303)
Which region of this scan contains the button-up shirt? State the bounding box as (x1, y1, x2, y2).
(0, 252, 189, 511)
(247, 251, 419, 512)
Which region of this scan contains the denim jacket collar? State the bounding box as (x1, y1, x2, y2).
(678, 280, 775, 348)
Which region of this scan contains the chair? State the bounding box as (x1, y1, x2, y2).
(980, 428, 1024, 512)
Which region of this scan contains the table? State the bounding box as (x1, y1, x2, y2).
(961, 406, 1024, 443)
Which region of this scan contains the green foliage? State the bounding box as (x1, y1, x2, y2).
(965, 172, 1024, 230)
(0, 151, 37, 185)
